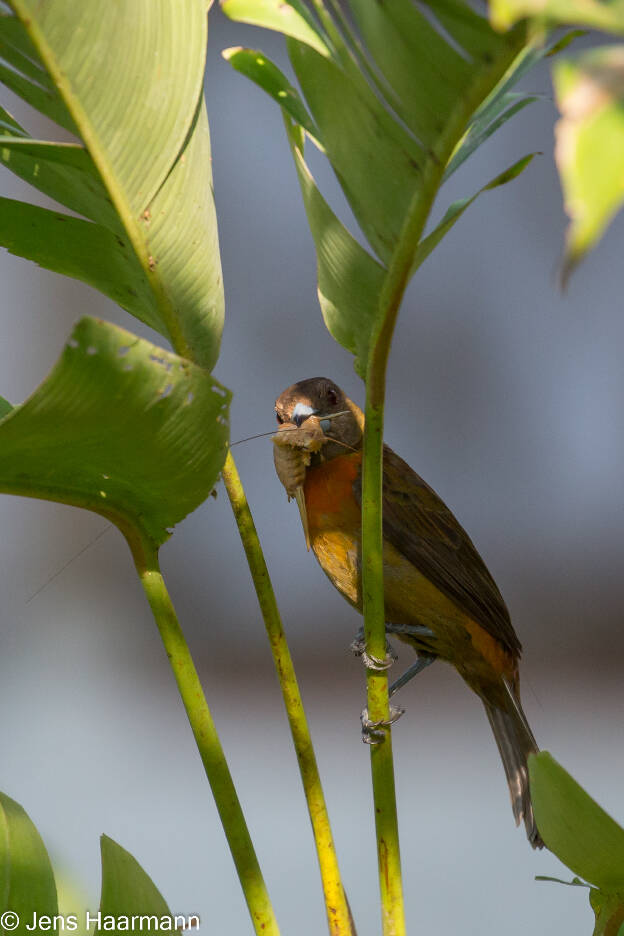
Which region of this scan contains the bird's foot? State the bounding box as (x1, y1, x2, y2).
(350, 630, 397, 672)
(360, 705, 405, 744)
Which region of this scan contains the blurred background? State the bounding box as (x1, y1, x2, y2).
(1, 10, 622, 936)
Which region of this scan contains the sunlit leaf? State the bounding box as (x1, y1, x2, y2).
(220, 0, 331, 57)
(490, 0, 624, 34)
(222, 47, 322, 146)
(552, 46, 624, 281)
(0, 1, 224, 371)
(0, 317, 230, 547)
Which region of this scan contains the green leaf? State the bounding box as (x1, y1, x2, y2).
(447, 33, 572, 181)
(220, 0, 331, 58)
(536, 875, 590, 886)
(490, 0, 624, 34)
(222, 47, 322, 147)
(529, 752, 624, 891)
(287, 37, 423, 265)
(0, 1, 224, 371)
(444, 96, 537, 181)
(0, 198, 159, 329)
(0, 317, 231, 547)
(286, 120, 385, 378)
(589, 888, 624, 936)
(0, 793, 58, 936)
(414, 154, 536, 273)
(223, 0, 534, 371)
(552, 46, 624, 281)
(0, 395, 12, 418)
(347, 0, 473, 147)
(0, 138, 124, 231)
(97, 836, 179, 936)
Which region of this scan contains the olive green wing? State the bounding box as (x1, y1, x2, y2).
(354, 445, 521, 656)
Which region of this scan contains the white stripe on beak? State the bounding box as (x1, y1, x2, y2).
(292, 402, 316, 422)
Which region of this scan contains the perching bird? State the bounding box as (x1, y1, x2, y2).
(273, 376, 542, 848)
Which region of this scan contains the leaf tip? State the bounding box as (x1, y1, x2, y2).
(221, 46, 242, 61)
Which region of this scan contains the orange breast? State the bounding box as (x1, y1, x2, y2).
(303, 452, 362, 532)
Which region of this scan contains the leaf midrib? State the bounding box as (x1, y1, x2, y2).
(9, 0, 200, 363)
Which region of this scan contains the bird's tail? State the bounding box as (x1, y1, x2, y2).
(483, 682, 543, 848)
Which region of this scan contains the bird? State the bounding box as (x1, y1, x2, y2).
(272, 376, 542, 848)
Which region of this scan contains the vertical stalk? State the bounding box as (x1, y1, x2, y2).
(132, 536, 280, 936)
(361, 381, 406, 936)
(221, 450, 355, 936)
(360, 111, 452, 936)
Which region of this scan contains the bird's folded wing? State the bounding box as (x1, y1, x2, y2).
(353, 445, 521, 657)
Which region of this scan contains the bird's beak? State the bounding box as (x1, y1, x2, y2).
(294, 486, 310, 551)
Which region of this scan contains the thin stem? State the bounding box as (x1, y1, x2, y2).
(132, 537, 280, 936)
(360, 27, 530, 934)
(361, 390, 405, 936)
(221, 450, 355, 936)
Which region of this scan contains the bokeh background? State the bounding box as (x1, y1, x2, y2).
(1, 11, 623, 935)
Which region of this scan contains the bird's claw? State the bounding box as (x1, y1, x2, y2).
(360, 704, 405, 744)
(350, 631, 397, 671)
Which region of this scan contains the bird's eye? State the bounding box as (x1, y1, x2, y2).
(327, 388, 338, 405)
(276, 411, 284, 424)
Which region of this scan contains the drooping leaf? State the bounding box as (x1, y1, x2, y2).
(0, 1, 224, 371)
(529, 752, 624, 891)
(552, 46, 624, 280)
(219, 0, 331, 57)
(222, 47, 322, 146)
(0, 793, 58, 936)
(97, 836, 179, 936)
(0, 317, 230, 547)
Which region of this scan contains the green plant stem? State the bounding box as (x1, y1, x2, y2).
(221, 450, 355, 936)
(132, 536, 280, 936)
(360, 29, 530, 935)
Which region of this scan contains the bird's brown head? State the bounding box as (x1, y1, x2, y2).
(274, 377, 363, 456)
(272, 378, 363, 507)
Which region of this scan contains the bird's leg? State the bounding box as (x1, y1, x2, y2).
(389, 654, 436, 698)
(350, 627, 398, 671)
(353, 623, 436, 741)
